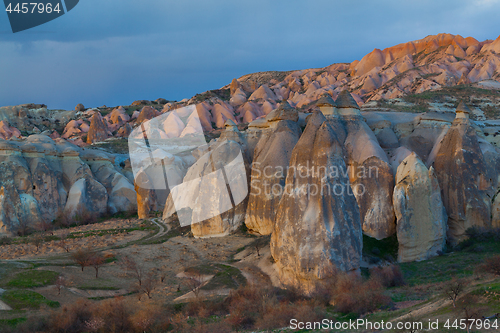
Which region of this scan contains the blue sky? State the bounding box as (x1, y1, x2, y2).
(0, 0, 499, 110)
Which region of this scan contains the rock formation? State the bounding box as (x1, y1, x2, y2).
(339, 91, 396, 240)
(86, 112, 109, 144)
(270, 111, 362, 295)
(134, 171, 158, 219)
(432, 103, 493, 244)
(245, 105, 301, 235)
(393, 153, 447, 262)
(163, 137, 250, 238)
(0, 135, 136, 236)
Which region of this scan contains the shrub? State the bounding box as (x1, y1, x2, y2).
(0, 236, 12, 246)
(330, 272, 391, 315)
(478, 255, 500, 276)
(370, 265, 406, 288)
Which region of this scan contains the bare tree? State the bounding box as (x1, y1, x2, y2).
(71, 248, 92, 272)
(56, 232, 71, 253)
(185, 272, 204, 298)
(456, 294, 485, 333)
(30, 233, 44, 252)
(54, 275, 67, 295)
(120, 255, 145, 286)
(139, 272, 157, 299)
(35, 220, 53, 234)
(443, 278, 465, 308)
(89, 253, 105, 278)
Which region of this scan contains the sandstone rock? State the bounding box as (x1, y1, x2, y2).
(229, 89, 247, 107)
(163, 139, 249, 237)
(212, 103, 236, 128)
(29, 157, 63, 222)
(393, 153, 447, 262)
(354, 48, 386, 77)
(19, 194, 43, 230)
(270, 111, 362, 295)
(343, 115, 396, 240)
(136, 106, 157, 124)
(376, 127, 399, 148)
(132, 100, 150, 106)
(86, 112, 109, 144)
(481, 35, 500, 54)
(64, 177, 108, 218)
(0, 121, 21, 140)
(49, 131, 60, 140)
(248, 84, 277, 101)
(432, 116, 493, 244)
(79, 122, 90, 133)
(84, 153, 137, 215)
(0, 186, 19, 236)
(109, 107, 130, 125)
(265, 103, 299, 122)
(195, 103, 214, 132)
(117, 124, 133, 138)
(134, 171, 158, 219)
(75, 103, 85, 111)
(230, 78, 241, 95)
(245, 120, 301, 235)
(108, 175, 137, 214)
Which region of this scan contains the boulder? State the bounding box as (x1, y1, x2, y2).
(270, 111, 362, 295)
(86, 112, 109, 144)
(75, 103, 85, 111)
(245, 120, 301, 235)
(393, 153, 447, 262)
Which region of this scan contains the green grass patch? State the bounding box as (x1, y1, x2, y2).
(0, 290, 59, 310)
(184, 263, 246, 291)
(400, 239, 500, 286)
(0, 317, 27, 328)
(363, 234, 399, 262)
(5, 270, 59, 288)
(203, 264, 246, 291)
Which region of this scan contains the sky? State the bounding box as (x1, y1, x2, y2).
(0, 0, 499, 110)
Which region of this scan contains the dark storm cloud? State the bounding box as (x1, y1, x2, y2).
(0, 0, 499, 109)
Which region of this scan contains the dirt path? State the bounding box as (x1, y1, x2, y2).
(0, 300, 12, 311)
(148, 218, 170, 240)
